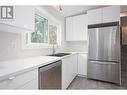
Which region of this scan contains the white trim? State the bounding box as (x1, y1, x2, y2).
(21, 32, 56, 49)
(0, 23, 33, 34)
(35, 7, 61, 24)
(77, 74, 87, 78)
(21, 6, 62, 50)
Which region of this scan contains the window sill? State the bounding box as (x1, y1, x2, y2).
(21, 33, 61, 50)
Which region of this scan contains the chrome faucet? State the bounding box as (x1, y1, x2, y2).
(52, 43, 55, 55)
(52, 42, 58, 55)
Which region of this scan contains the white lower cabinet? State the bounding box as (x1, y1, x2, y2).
(0, 69, 38, 89)
(78, 53, 87, 76)
(19, 79, 38, 89)
(62, 54, 78, 89)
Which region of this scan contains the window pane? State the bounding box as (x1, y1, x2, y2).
(49, 25, 57, 44)
(31, 14, 48, 43)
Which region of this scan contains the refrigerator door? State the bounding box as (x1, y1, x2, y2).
(88, 26, 120, 62)
(87, 60, 120, 84)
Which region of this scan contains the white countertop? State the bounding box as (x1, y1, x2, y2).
(0, 52, 87, 81)
(0, 56, 61, 81)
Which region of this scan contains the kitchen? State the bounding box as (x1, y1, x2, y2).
(0, 5, 125, 89)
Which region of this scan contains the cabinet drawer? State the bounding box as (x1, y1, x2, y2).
(0, 69, 38, 89)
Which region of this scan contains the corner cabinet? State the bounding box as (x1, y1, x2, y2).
(0, 6, 35, 32)
(66, 14, 88, 41)
(62, 54, 78, 89)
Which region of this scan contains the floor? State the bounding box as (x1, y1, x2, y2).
(121, 45, 127, 88)
(68, 45, 127, 90)
(68, 76, 125, 89)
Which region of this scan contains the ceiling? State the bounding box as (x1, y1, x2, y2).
(52, 5, 106, 17)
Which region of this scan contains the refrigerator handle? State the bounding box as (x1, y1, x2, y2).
(89, 60, 118, 65)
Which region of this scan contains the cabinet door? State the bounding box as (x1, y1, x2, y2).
(73, 15, 87, 41)
(87, 8, 102, 24)
(62, 57, 72, 89)
(66, 17, 74, 41)
(78, 54, 87, 76)
(0, 69, 38, 89)
(102, 6, 120, 23)
(19, 79, 38, 89)
(71, 54, 78, 79)
(0, 6, 34, 31)
(62, 54, 78, 89)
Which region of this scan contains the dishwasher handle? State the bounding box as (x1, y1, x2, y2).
(39, 60, 62, 72)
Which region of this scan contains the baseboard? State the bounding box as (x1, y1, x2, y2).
(77, 74, 87, 78)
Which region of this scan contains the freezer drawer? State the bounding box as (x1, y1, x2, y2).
(87, 61, 120, 84)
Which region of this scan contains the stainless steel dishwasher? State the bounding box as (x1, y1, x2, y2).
(39, 60, 62, 89)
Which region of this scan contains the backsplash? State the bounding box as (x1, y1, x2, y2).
(0, 32, 53, 61)
(65, 41, 88, 53)
(0, 6, 88, 61)
(0, 31, 87, 61)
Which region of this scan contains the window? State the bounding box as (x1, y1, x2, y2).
(22, 12, 61, 49)
(49, 25, 57, 44)
(30, 14, 59, 45)
(31, 14, 48, 43)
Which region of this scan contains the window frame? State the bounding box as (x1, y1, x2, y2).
(31, 14, 49, 44)
(21, 7, 62, 49)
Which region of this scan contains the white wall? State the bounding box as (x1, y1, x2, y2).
(0, 6, 88, 61)
(0, 32, 55, 61)
(65, 41, 88, 53)
(0, 6, 67, 61)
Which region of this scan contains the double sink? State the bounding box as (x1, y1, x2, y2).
(48, 53, 71, 57)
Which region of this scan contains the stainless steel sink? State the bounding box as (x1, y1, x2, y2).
(48, 53, 71, 57)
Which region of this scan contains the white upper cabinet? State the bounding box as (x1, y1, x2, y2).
(102, 6, 120, 23)
(87, 8, 102, 24)
(73, 15, 88, 41)
(66, 6, 120, 41)
(66, 17, 74, 41)
(0, 6, 35, 32)
(66, 14, 88, 41)
(87, 6, 120, 24)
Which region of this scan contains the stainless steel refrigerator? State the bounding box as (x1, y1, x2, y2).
(87, 22, 121, 84)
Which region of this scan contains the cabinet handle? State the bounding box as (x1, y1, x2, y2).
(8, 76, 15, 80)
